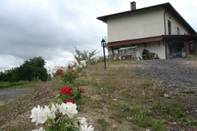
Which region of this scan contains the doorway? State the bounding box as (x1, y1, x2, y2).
(167, 42, 185, 58)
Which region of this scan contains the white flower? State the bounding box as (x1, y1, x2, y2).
(79, 124, 94, 131)
(73, 59, 80, 65)
(32, 127, 45, 131)
(77, 117, 87, 126)
(30, 105, 48, 125)
(51, 103, 57, 113)
(59, 102, 78, 118)
(53, 65, 61, 71)
(80, 60, 86, 67)
(79, 64, 83, 68)
(55, 103, 61, 111)
(43, 104, 56, 119)
(69, 59, 79, 67)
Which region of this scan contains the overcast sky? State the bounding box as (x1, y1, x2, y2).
(0, 0, 197, 73)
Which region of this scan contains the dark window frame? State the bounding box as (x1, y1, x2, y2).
(177, 27, 180, 35)
(168, 20, 171, 35)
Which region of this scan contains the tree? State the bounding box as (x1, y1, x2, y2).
(19, 57, 48, 81)
(0, 56, 48, 82)
(73, 48, 99, 64)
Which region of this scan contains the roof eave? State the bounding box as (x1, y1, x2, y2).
(106, 35, 197, 48)
(97, 2, 196, 34)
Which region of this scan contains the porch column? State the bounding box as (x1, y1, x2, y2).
(185, 41, 190, 56)
(108, 47, 113, 59)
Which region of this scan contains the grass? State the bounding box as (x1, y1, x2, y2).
(0, 81, 39, 91)
(0, 60, 197, 130)
(183, 89, 196, 93)
(186, 55, 197, 61)
(97, 118, 109, 130)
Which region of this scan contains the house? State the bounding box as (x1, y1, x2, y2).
(97, 2, 197, 59)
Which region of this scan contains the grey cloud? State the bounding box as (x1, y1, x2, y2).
(0, 0, 196, 72)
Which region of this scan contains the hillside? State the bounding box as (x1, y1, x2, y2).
(0, 60, 197, 131)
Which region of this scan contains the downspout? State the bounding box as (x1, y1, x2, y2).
(164, 40, 168, 59)
(163, 10, 168, 59)
(195, 40, 197, 55)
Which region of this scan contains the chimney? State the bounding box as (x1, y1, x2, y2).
(130, 1, 136, 10)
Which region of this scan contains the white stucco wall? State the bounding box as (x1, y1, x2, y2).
(134, 42, 166, 59)
(106, 5, 194, 59)
(107, 8, 165, 42)
(107, 7, 192, 42)
(165, 12, 190, 35)
(108, 42, 166, 59)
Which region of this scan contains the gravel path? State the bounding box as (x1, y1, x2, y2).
(134, 58, 197, 131)
(135, 58, 197, 90)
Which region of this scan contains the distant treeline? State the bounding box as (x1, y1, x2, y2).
(0, 57, 48, 82)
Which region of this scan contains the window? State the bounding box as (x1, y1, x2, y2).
(177, 27, 180, 35)
(113, 49, 119, 54)
(168, 20, 171, 35)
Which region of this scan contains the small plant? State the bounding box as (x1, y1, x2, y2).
(143, 52, 156, 59)
(186, 117, 197, 126)
(170, 108, 185, 119)
(61, 65, 78, 85)
(73, 47, 99, 65)
(148, 52, 155, 59)
(130, 107, 149, 122)
(151, 120, 165, 131)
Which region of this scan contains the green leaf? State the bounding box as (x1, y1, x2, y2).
(55, 94, 60, 98)
(56, 98, 63, 103)
(48, 101, 55, 109)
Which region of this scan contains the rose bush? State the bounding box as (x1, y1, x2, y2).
(30, 103, 94, 131)
(61, 65, 78, 85)
(55, 63, 86, 106)
(30, 60, 93, 131)
(55, 85, 85, 106)
(56, 69, 63, 76)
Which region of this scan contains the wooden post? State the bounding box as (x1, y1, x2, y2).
(185, 41, 190, 56)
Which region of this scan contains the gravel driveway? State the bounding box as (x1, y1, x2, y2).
(135, 58, 197, 90)
(135, 58, 197, 130)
